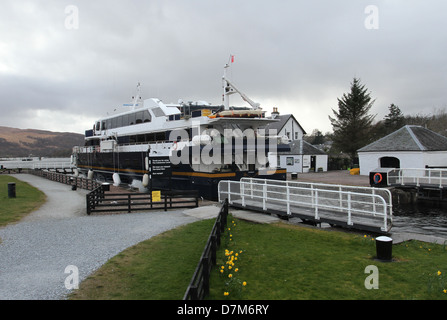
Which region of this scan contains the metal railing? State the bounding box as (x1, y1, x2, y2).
(219, 180, 392, 232)
(240, 177, 393, 216)
(32, 162, 74, 170)
(183, 198, 228, 300)
(387, 168, 447, 188)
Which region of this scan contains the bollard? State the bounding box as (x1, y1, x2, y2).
(375, 236, 393, 262)
(8, 182, 16, 198)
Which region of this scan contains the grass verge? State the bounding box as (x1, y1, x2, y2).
(0, 175, 46, 227)
(69, 218, 215, 300)
(69, 215, 447, 300)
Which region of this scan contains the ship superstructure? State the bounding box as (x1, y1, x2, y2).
(72, 59, 289, 199)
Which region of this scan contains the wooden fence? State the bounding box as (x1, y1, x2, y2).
(28, 169, 101, 190)
(86, 186, 199, 215)
(183, 198, 228, 300)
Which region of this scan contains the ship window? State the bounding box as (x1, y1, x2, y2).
(143, 110, 151, 123)
(155, 132, 165, 141)
(101, 121, 106, 130)
(95, 122, 100, 131)
(137, 134, 145, 143)
(117, 116, 123, 128)
(122, 114, 129, 127)
(152, 107, 165, 117)
(129, 113, 136, 125)
(136, 111, 144, 124)
(106, 119, 112, 130)
(111, 117, 117, 128)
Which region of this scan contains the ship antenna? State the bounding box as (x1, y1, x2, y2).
(132, 82, 141, 110)
(222, 54, 234, 110)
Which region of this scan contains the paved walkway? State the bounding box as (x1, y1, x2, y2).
(0, 174, 200, 300)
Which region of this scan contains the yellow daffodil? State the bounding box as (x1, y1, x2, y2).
(242, 281, 247, 286)
(438, 271, 442, 276)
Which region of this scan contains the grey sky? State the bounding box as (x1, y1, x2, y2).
(0, 0, 446, 134)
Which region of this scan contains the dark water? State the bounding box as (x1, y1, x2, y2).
(392, 202, 447, 237)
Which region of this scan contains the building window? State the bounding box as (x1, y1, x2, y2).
(286, 157, 294, 166)
(295, 132, 299, 140)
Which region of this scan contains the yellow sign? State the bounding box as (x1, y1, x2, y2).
(152, 190, 161, 202)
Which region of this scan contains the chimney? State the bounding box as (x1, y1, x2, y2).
(271, 107, 279, 119)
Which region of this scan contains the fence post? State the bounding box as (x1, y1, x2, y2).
(128, 194, 131, 213)
(86, 194, 91, 215)
(189, 286, 198, 300)
(223, 198, 228, 230)
(263, 183, 267, 211)
(347, 193, 352, 226)
(202, 257, 210, 297)
(164, 192, 168, 211)
(241, 181, 245, 207)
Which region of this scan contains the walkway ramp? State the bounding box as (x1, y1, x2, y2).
(218, 178, 393, 233)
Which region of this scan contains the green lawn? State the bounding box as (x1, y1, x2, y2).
(69, 215, 447, 300)
(208, 218, 447, 300)
(0, 175, 46, 227)
(69, 218, 215, 300)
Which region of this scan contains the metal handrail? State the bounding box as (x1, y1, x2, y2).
(219, 180, 391, 232)
(240, 177, 393, 216)
(388, 168, 447, 188)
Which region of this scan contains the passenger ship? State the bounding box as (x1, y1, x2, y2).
(72, 60, 289, 199)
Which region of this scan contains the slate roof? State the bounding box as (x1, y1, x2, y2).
(263, 114, 306, 135)
(278, 139, 327, 155)
(358, 125, 447, 152)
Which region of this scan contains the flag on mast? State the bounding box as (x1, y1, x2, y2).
(231, 55, 235, 63)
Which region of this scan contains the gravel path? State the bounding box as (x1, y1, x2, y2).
(0, 174, 200, 300)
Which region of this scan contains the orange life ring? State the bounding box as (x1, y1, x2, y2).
(373, 173, 383, 184)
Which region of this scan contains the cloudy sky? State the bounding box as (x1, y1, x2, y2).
(1, 0, 446, 135)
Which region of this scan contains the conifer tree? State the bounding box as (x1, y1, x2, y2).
(384, 103, 405, 133)
(329, 78, 376, 161)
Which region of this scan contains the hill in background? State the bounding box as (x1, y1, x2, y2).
(0, 126, 84, 158)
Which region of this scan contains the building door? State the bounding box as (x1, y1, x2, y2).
(310, 156, 316, 171)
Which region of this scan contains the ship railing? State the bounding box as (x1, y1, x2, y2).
(387, 168, 447, 188)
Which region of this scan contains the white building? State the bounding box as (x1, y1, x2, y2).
(263, 110, 328, 173)
(357, 125, 447, 175)
(263, 108, 306, 141)
(276, 139, 328, 173)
